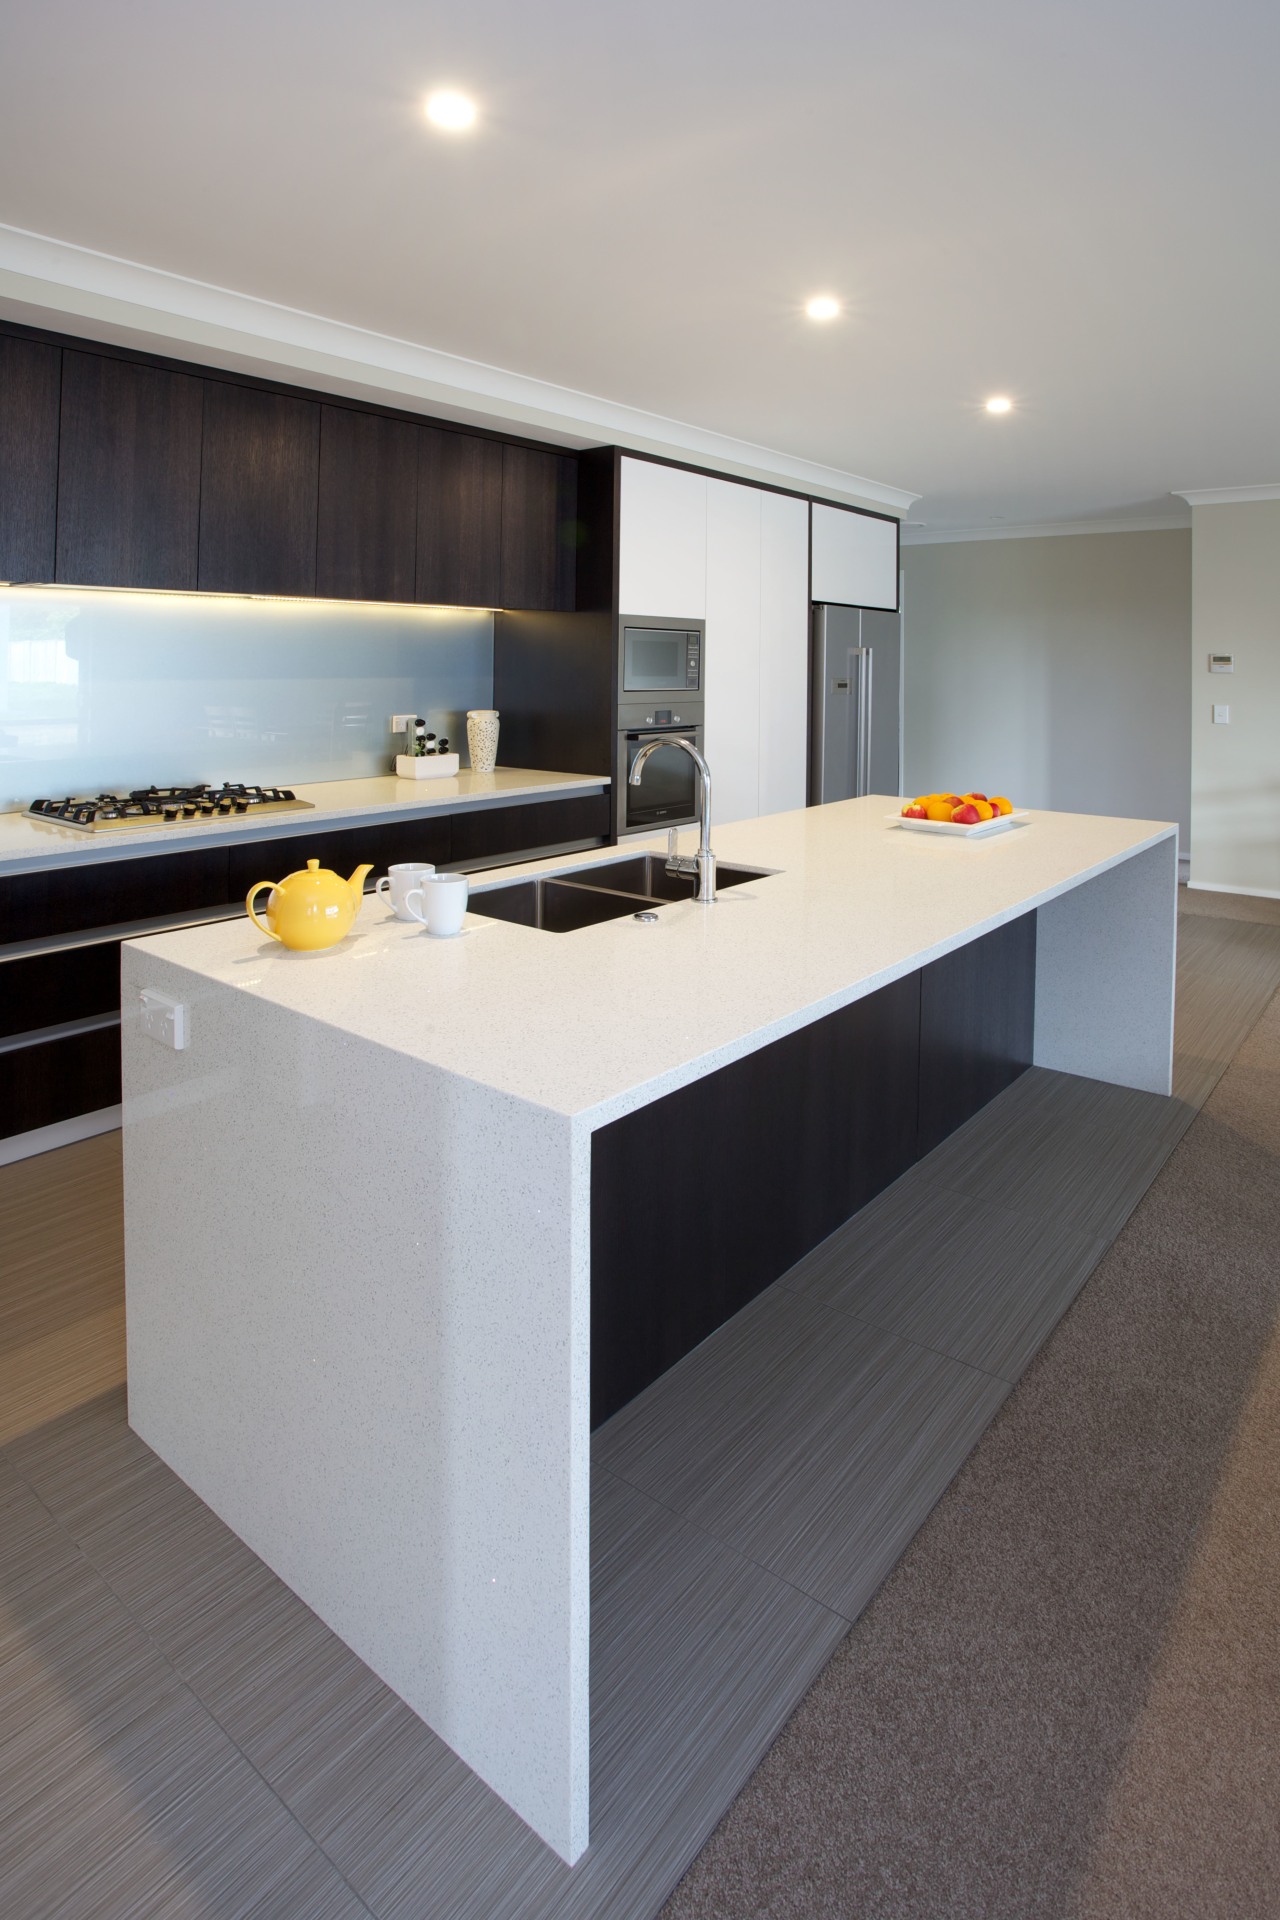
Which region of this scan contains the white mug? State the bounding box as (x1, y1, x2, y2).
(375, 862, 436, 920)
(405, 872, 469, 937)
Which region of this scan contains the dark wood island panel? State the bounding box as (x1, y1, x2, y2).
(917, 911, 1038, 1155)
(591, 909, 1039, 1426)
(591, 968, 923, 1426)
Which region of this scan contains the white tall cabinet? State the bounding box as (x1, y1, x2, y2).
(618, 457, 809, 826)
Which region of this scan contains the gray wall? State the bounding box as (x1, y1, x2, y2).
(1188, 500, 1280, 896)
(902, 531, 1191, 848)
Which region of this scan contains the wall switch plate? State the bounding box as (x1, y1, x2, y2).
(390, 713, 417, 733)
(1208, 653, 1234, 673)
(139, 988, 187, 1050)
(1212, 704, 1231, 724)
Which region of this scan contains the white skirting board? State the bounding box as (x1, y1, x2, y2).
(1187, 878, 1280, 901)
(0, 1104, 121, 1166)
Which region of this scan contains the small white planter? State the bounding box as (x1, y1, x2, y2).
(466, 709, 500, 775)
(395, 753, 460, 780)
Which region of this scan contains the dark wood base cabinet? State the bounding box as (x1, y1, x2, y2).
(591, 914, 1037, 1427)
(0, 792, 609, 1142)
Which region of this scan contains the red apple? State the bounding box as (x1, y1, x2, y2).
(951, 803, 982, 825)
(901, 803, 928, 819)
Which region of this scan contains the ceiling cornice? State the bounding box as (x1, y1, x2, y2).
(0, 223, 918, 517)
(901, 512, 1191, 546)
(1172, 484, 1280, 507)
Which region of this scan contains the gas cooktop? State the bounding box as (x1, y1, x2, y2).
(26, 783, 314, 833)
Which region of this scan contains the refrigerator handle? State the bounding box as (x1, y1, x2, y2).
(853, 646, 873, 796)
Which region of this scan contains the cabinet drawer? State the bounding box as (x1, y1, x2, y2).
(0, 942, 121, 1039)
(449, 794, 609, 867)
(226, 817, 453, 900)
(0, 849, 233, 945)
(0, 1021, 122, 1141)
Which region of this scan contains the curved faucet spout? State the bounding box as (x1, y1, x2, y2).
(629, 737, 716, 902)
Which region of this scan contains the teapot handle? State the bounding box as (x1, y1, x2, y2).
(246, 881, 281, 942)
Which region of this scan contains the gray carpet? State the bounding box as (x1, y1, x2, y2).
(661, 909, 1280, 1920)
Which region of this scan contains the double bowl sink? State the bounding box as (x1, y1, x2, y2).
(469, 853, 774, 934)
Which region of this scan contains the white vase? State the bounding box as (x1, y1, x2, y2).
(467, 709, 500, 774)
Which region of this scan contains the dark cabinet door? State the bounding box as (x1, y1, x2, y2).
(0, 335, 60, 581)
(316, 405, 418, 602)
(56, 351, 203, 589)
(416, 426, 503, 607)
(500, 444, 578, 612)
(198, 381, 320, 595)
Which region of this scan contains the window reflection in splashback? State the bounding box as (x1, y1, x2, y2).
(0, 589, 494, 810)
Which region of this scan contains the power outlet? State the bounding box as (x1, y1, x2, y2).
(390, 713, 417, 733)
(139, 988, 188, 1050)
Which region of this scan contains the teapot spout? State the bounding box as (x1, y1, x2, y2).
(348, 864, 375, 900)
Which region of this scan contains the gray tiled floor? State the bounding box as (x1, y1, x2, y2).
(3, 895, 1278, 1920)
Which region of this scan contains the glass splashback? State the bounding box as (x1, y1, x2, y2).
(0, 589, 494, 810)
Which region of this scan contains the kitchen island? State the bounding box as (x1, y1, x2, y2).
(120, 796, 1177, 1864)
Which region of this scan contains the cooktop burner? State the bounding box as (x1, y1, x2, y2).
(26, 783, 314, 833)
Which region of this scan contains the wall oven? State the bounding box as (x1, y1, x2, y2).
(617, 722, 704, 837)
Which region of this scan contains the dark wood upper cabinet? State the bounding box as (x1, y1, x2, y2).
(501, 444, 577, 612)
(0, 335, 60, 581)
(316, 405, 418, 602)
(56, 351, 202, 590)
(416, 426, 503, 607)
(198, 381, 319, 595)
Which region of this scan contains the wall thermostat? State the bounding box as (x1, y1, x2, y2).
(1208, 654, 1234, 673)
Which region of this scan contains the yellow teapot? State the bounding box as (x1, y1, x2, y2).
(246, 858, 374, 951)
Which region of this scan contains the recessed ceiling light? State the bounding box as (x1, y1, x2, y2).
(805, 295, 841, 322)
(425, 89, 478, 132)
(984, 395, 1013, 415)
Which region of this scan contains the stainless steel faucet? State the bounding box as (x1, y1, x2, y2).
(628, 737, 716, 902)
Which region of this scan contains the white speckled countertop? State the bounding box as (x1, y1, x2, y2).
(129, 796, 1176, 1126)
(0, 767, 609, 877)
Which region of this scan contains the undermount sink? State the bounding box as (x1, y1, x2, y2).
(469, 876, 664, 934)
(469, 857, 777, 933)
(570, 855, 775, 901)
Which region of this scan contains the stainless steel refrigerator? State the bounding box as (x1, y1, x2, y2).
(808, 603, 902, 804)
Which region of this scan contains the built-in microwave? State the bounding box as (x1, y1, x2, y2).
(620, 618, 703, 695)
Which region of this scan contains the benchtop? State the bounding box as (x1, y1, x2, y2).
(0, 768, 609, 878)
(128, 797, 1176, 1126)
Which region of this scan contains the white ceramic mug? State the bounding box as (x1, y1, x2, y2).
(405, 871, 469, 937)
(375, 862, 436, 920)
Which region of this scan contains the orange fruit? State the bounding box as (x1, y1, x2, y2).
(973, 799, 995, 821)
(991, 795, 1013, 816)
(925, 799, 954, 823)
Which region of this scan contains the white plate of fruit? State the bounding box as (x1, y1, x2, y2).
(888, 791, 1029, 837)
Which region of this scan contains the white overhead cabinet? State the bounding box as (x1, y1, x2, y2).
(619, 457, 809, 825)
(811, 499, 899, 610)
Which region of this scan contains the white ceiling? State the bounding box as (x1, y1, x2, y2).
(2, 0, 1278, 533)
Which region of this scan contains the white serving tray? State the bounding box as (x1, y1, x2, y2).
(887, 810, 1031, 839)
